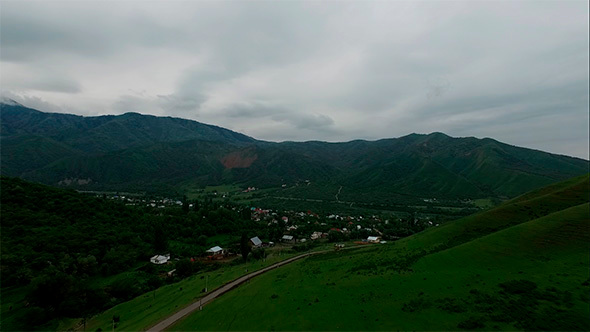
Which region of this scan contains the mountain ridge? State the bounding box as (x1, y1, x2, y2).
(1, 102, 588, 200)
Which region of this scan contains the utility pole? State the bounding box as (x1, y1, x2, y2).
(205, 274, 208, 292)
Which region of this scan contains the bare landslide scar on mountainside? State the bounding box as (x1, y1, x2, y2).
(220, 150, 258, 169)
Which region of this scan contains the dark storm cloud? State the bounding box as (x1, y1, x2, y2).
(0, 1, 587, 158)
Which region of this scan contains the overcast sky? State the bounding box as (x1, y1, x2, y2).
(1, 1, 588, 159)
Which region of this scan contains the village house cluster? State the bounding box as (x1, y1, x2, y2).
(250, 207, 395, 244)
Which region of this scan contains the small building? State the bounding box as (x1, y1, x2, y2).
(367, 236, 381, 243)
(334, 243, 345, 251)
(250, 236, 262, 248)
(310, 231, 323, 240)
(281, 235, 295, 243)
(150, 254, 171, 265)
(206, 246, 225, 257)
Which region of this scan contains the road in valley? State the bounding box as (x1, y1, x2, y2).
(146, 250, 327, 332)
(335, 185, 343, 202)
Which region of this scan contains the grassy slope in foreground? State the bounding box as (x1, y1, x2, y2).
(172, 175, 590, 331)
(59, 243, 345, 332)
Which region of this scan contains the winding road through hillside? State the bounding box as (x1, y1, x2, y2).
(146, 250, 328, 332)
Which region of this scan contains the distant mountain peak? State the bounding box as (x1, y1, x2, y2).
(428, 132, 450, 138)
(0, 98, 24, 107)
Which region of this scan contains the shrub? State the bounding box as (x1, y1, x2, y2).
(251, 248, 266, 260)
(175, 259, 194, 278)
(401, 298, 431, 312)
(499, 279, 537, 294)
(21, 306, 49, 327)
(458, 316, 485, 329)
(436, 297, 466, 313)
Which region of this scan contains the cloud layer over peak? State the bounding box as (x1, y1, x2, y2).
(1, 1, 588, 158)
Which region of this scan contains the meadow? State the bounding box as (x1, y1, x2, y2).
(58, 241, 351, 332)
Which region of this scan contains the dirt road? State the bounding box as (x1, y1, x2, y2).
(146, 251, 325, 332)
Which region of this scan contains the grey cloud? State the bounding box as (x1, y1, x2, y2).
(216, 102, 335, 132)
(157, 93, 206, 114)
(0, 1, 587, 158)
(112, 95, 153, 114)
(0, 2, 184, 62)
(220, 102, 283, 118)
(0, 91, 65, 113)
(271, 113, 334, 130)
(27, 78, 82, 94)
(2, 68, 83, 94)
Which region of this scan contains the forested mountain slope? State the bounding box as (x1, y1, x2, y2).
(2, 102, 588, 200)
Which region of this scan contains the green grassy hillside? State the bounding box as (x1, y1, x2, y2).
(171, 175, 590, 331)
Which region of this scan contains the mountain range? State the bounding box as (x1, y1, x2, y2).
(1, 101, 588, 200)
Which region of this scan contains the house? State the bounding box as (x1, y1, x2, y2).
(310, 231, 323, 240)
(334, 243, 345, 251)
(250, 236, 262, 248)
(206, 246, 225, 258)
(150, 254, 171, 265)
(367, 236, 381, 243)
(281, 235, 295, 243)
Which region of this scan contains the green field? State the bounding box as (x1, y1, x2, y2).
(472, 198, 495, 208)
(58, 241, 349, 332)
(58, 251, 296, 331)
(171, 175, 590, 330)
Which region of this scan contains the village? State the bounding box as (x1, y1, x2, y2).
(77, 190, 439, 282)
(145, 202, 436, 275)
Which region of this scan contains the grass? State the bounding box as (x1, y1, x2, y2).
(0, 286, 32, 331)
(8, 175, 585, 331)
(183, 184, 243, 200)
(472, 198, 494, 209)
(170, 175, 590, 331)
(59, 241, 348, 332)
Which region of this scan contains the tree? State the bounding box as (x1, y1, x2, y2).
(27, 270, 74, 310)
(328, 230, 344, 242)
(153, 225, 168, 252)
(182, 195, 189, 213)
(196, 235, 207, 246)
(175, 259, 194, 278)
(240, 233, 251, 261)
(251, 248, 265, 260)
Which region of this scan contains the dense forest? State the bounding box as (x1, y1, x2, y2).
(0, 177, 259, 328)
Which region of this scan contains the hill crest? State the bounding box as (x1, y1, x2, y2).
(1, 102, 588, 200)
